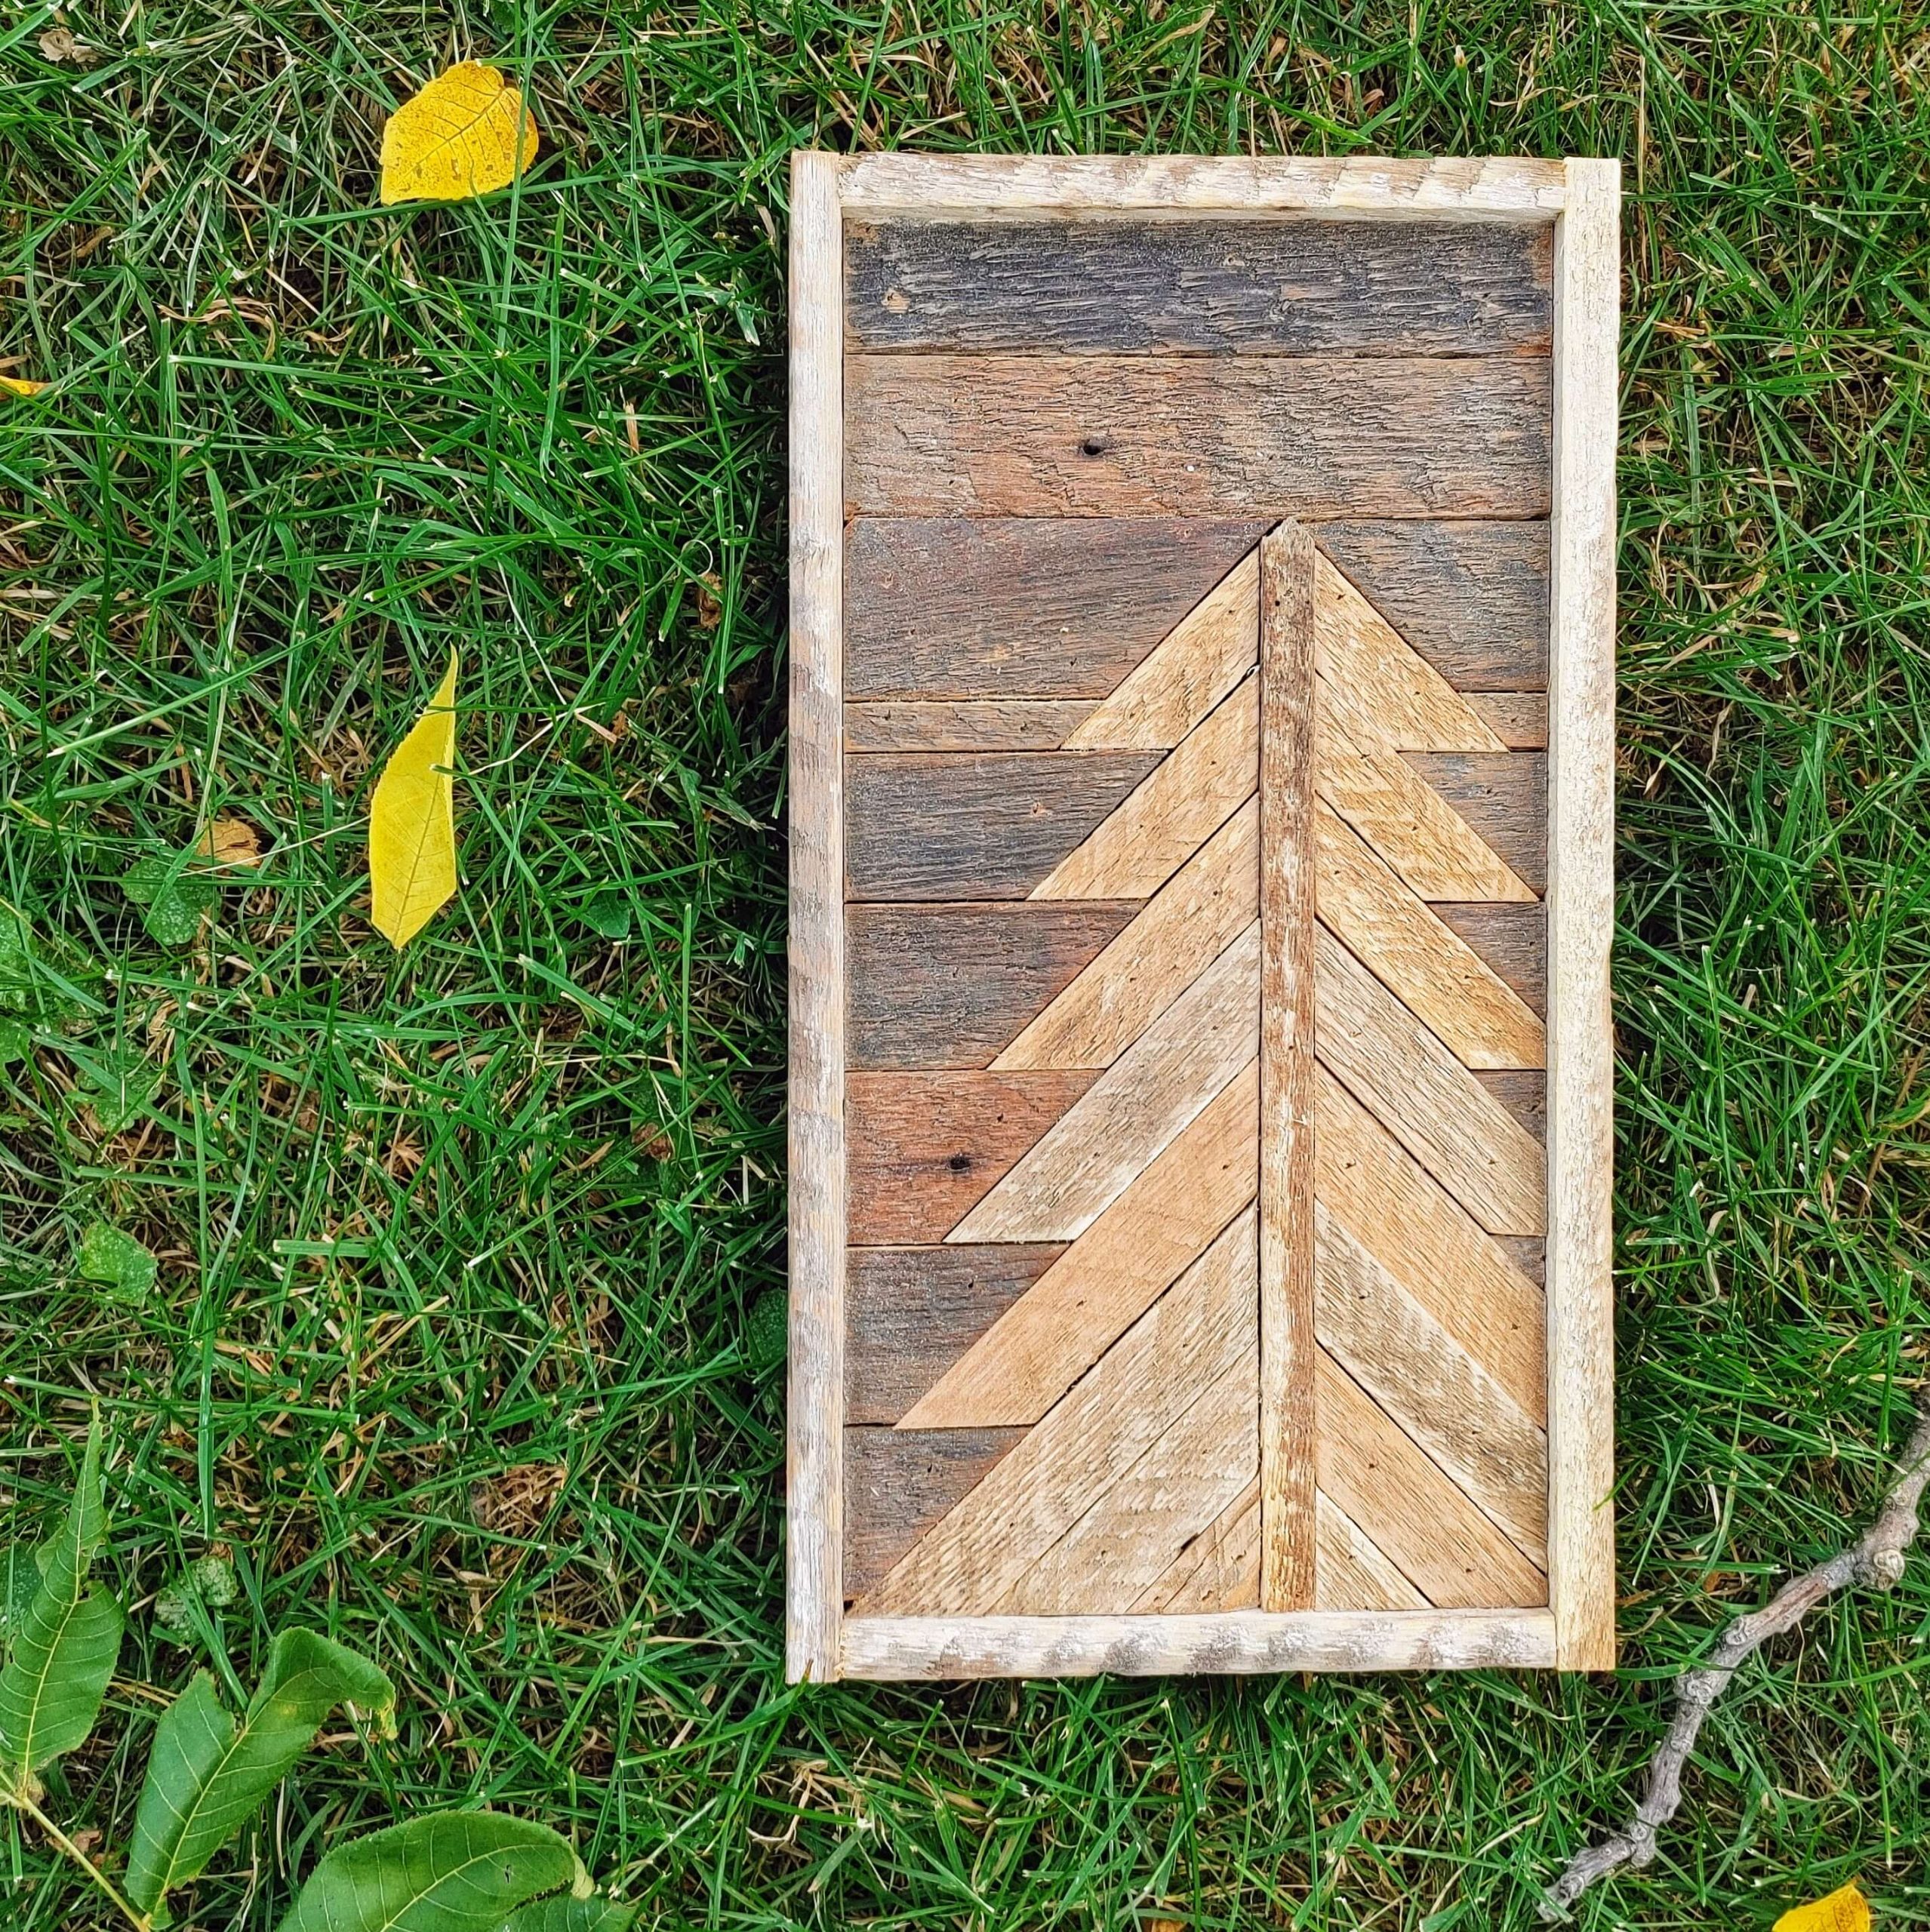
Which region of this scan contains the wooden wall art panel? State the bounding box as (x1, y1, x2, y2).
(788, 153, 1620, 1681)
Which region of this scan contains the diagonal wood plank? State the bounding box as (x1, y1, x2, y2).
(1315, 926, 1546, 1235)
(1133, 1479, 1261, 1613)
(994, 798, 1257, 1072)
(905, 1061, 1257, 1428)
(1034, 677, 1257, 900)
(1315, 1492, 1429, 1612)
(1314, 1065, 1546, 1421)
(1064, 548, 1259, 750)
(950, 920, 1260, 1243)
(1314, 801, 1544, 1070)
(1317, 1203, 1548, 1565)
(1315, 1350, 1547, 1609)
(1402, 752, 1547, 894)
(845, 1426, 1028, 1596)
(857, 1208, 1257, 1617)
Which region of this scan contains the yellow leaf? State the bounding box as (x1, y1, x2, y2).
(1775, 1884, 1872, 1932)
(196, 815, 263, 867)
(380, 62, 538, 205)
(1, 376, 46, 397)
(368, 654, 459, 947)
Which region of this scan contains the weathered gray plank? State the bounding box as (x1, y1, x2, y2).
(844, 1426, 1028, 1597)
(1316, 522, 1550, 690)
(848, 1070, 1097, 1246)
(846, 752, 1160, 902)
(845, 699, 1092, 752)
(846, 517, 1265, 699)
(1402, 753, 1548, 894)
(1476, 1069, 1547, 1144)
(1496, 1235, 1547, 1286)
(845, 218, 1553, 355)
(1433, 902, 1546, 1017)
(848, 902, 1139, 1070)
(845, 356, 1553, 519)
(847, 1244, 1066, 1424)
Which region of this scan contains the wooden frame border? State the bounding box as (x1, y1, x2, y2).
(786, 152, 1619, 1682)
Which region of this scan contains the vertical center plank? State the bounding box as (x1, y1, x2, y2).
(1258, 520, 1319, 1612)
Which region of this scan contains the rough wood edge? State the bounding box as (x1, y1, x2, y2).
(1258, 521, 1318, 1611)
(840, 1608, 1558, 1678)
(787, 149, 847, 1684)
(1545, 157, 1621, 1673)
(838, 155, 1567, 223)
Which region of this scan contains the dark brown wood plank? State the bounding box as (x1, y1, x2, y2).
(845, 699, 1094, 752)
(845, 218, 1553, 355)
(847, 1244, 1067, 1423)
(1495, 1235, 1547, 1286)
(845, 1425, 1028, 1598)
(1433, 903, 1546, 1017)
(846, 517, 1265, 699)
(846, 751, 1159, 902)
(1257, 521, 1318, 1614)
(1476, 1070, 1546, 1145)
(848, 901, 1139, 1069)
(848, 1071, 1097, 1246)
(846, 355, 1553, 519)
(1315, 521, 1550, 691)
(1464, 692, 1548, 749)
(1402, 754, 1547, 894)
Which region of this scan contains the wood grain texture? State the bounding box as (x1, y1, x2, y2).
(860, 1208, 1256, 1616)
(1464, 692, 1548, 749)
(950, 920, 1260, 1241)
(844, 1426, 1027, 1596)
(1314, 804, 1544, 1070)
(838, 154, 1569, 223)
(1498, 1235, 1547, 1286)
(845, 355, 1553, 519)
(995, 798, 1258, 1071)
(1135, 1480, 1262, 1613)
(1315, 927, 1547, 1235)
(846, 217, 1553, 355)
(1065, 549, 1258, 751)
(845, 516, 1264, 698)
(1433, 903, 1547, 1016)
(906, 1065, 1258, 1429)
(1314, 521, 1550, 691)
(1315, 1351, 1547, 1608)
(1400, 754, 1549, 894)
(848, 1245, 1066, 1424)
(786, 149, 845, 1684)
(845, 699, 1093, 752)
(1036, 679, 1257, 900)
(1258, 521, 1318, 1614)
(848, 901, 1137, 1070)
(1546, 158, 1621, 1672)
(1316, 1493, 1429, 1612)
(1476, 1070, 1547, 1143)
(846, 751, 1160, 901)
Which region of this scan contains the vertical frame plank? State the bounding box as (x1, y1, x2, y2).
(786, 149, 847, 1684)
(1546, 157, 1621, 1671)
(1258, 521, 1319, 1611)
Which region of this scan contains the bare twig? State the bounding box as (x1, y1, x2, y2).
(1541, 1402, 1930, 1918)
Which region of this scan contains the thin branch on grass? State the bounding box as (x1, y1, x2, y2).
(1542, 1401, 1930, 1919)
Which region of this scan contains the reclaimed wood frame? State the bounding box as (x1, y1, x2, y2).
(787, 153, 1619, 1682)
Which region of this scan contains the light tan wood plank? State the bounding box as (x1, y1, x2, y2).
(1399, 752, 1548, 894)
(1316, 1204, 1548, 1566)
(786, 150, 846, 1684)
(1065, 549, 1258, 750)
(950, 920, 1260, 1242)
(860, 1208, 1257, 1616)
(1477, 1069, 1547, 1143)
(1034, 677, 1257, 900)
(1315, 802, 1544, 1070)
(1134, 1480, 1261, 1613)
(1314, 552, 1507, 754)
(845, 699, 1093, 752)
(906, 1065, 1257, 1428)
(1547, 157, 1621, 1672)
(999, 1340, 1257, 1613)
(1315, 1493, 1428, 1612)
(844, 1426, 1027, 1595)
(1315, 927, 1547, 1235)
(1315, 1351, 1547, 1609)
(1315, 1066, 1545, 1421)
(1464, 692, 1548, 749)
(1258, 521, 1318, 1614)
(995, 798, 1257, 1072)
(1435, 903, 1546, 1016)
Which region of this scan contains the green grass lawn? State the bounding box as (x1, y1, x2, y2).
(5, 2, 1930, 1925)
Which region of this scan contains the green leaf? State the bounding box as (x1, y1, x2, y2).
(502, 1897, 636, 1932)
(744, 1288, 786, 1371)
(122, 854, 217, 946)
(279, 1813, 583, 1932)
(76, 1048, 160, 1133)
(580, 892, 631, 942)
(126, 1628, 396, 1916)
(76, 1220, 157, 1298)
(0, 1017, 29, 1063)
(0, 1418, 122, 1795)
